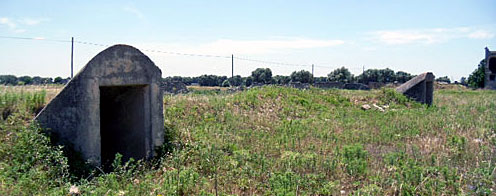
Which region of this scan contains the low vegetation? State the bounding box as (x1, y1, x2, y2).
(0, 85, 495, 195)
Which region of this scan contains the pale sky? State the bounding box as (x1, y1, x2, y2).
(0, 0, 495, 81)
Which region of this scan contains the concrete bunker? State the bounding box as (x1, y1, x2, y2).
(485, 47, 496, 89)
(396, 72, 435, 105)
(489, 57, 496, 74)
(35, 45, 164, 166)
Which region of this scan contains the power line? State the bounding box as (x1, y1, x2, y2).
(1, 35, 317, 69)
(0, 35, 70, 43)
(74, 40, 231, 59)
(233, 56, 309, 67)
(0, 35, 383, 74)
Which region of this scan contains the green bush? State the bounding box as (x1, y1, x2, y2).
(341, 144, 368, 177)
(378, 88, 414, 106)
(0, 113, 69, 195)
(268, 171, 300, 195)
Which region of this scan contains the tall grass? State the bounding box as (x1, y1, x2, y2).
(0, 90, 45, 120)
(0, 86, 494, 195)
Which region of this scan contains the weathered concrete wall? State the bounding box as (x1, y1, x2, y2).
(35, 45, 164, 166)
(313, 82, 344, 89)
(343, 83, 370, 90)
(160, 81, 189, 94)
(367, 82, 385, 89)
(485, 47, 496, 90)
(396, 72, 435, 105)
(287, 82, 310, 89)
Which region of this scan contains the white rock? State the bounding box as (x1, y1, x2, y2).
(372, 104, 385, 112)
(69, 185, 80, 195)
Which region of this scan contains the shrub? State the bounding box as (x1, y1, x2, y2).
(341, 144, 368, 177)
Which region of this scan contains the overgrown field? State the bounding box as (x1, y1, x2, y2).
(0, 85, 495, 195)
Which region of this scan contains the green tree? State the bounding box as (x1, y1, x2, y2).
(290, 70, 313, 83)
(467, 59, 485, 88)
(328, 67, 353, 83)
(244, 76, 253, 86)
(31, 76, 42, 85)
(18, 76, 33, 85)
(436, 76, 451, 84)
(357, 68, 396, 84)
(251, 68, 272, 84)
(273, 75, 291, 85)
(394, 71, 414, 83)
(0, 75, 18, 85)
(228, 75, 243, 86)
(53, 77, 63, 84)
(314, 77, 328, 83)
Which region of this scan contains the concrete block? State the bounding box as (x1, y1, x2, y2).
(396, 72, 435, 105)
(485, 47, 496, 90)
(35, 44, 164, 166)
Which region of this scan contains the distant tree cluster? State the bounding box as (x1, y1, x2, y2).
(327, 67, 353, 83)
(0, 75, 70, 85)
(163, 74, 246, 87)
(466, 59, 485, 88)
(325, 67, 415, 84)
(435, 76, 451, 84)
(4, 66, 440, 88)
(160, 67, 419, 87)
(4, 59, 488, 89)
(356, 68, 414, 84)
(290, 70, 313, 83)
(251, 68, 273, 84)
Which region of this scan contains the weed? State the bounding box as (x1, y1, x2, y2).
(341, 144, 368, 177)
(0, 86, 495, 195)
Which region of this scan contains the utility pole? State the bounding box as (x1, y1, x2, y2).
(71, 37, 74, 79)
(231, 54, 234, 78)
(312, 64, 314, 77)
(312, 64, 315, 84)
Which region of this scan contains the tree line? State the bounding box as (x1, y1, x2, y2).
(163, 67, 453, 87)
(0, 75, 70, 85)
(2, 65, 470, 87)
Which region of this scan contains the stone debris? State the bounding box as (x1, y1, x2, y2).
(361, 104, 371, 110)
(362, 103, 389, 112)
(69, 185, 80, 195)
(372, 104, 385, 112)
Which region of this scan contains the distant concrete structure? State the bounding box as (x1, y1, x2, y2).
(313, 82, 344, 89)
(160, 81, 189, 94)
(35, 45, 164, 166)
(288, 82, 310, 89)
(396, 72, 435, 105)
(485, 47, 496, 90)
(343, 83, 370, 90)
(367, 82, 385, 89)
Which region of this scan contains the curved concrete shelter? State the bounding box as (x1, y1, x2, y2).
(396, 72, 435, 105)
(35, 45, 164, 166)
(485, 47, 496, 90)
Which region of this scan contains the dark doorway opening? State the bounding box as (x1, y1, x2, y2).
(425, 81, 433, 105)
(489, 57, 496, 73)
(100, 85, 147, 168)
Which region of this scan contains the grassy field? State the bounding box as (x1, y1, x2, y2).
(0, 85, 495, 195)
